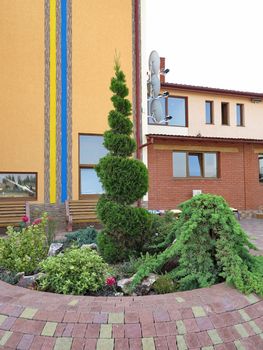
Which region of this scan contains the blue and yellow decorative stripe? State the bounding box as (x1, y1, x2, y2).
(45, 0, 71, 204)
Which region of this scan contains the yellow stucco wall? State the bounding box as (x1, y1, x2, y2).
(72, 0, 133, 199)
(0, 1, 44, 202)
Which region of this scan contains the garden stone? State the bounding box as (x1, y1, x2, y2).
(117, 276, 134, 294)
(137, 273, 158, 295)
(48, 243, 63, 256)
(80, 243, 98, 250)
(17, 272, 45, 289)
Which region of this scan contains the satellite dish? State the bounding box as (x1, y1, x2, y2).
(149, 50, 160, 75)
(150, 99, 163, 122)
(151, 74, 160, 97)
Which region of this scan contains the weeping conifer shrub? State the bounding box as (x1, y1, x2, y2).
(132, 194, 263, 295)
(96, 59, 150, 263)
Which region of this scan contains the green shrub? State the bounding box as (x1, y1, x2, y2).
(97, 197, 151, 256)
(145, 212, 177, 253)
(64, 226, 97, 248)
(95, 58, 150, 261)
(0, 214, 49, 275)
(153, 275, 177, 294)
(38, 248, 109, 295)
(0, 270, 19, 285)
(97, 231, 128, 263)
(132, 194, 263, 295)
(116, 253, 155, 278)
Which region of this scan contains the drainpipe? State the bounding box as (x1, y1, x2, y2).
(134, 0, 141, 160)
(139, 137, 154, 149)
(243, 143, 247, 210)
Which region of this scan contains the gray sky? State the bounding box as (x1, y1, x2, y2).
(145, 0, 263, 92)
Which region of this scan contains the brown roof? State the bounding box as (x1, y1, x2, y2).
(162, 82, 263, 99)
(147, 134, 263, 144)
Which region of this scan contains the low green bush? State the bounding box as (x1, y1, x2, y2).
(64, 226, 97, 248)
(116, 253, 154, 278)
(132, 194, 263, 295)
(0, 214, 49, 275)
(96, 196, 151, 259)
(145, 211, 177, 253)
(38, 247, 109, 295)
(97, 231, 129, 263)
(0, 269, 19, 285)
(153, 275, 177, 294)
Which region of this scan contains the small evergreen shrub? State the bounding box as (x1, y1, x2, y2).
(153, 275, 177, 294)
(96, 59, 150, 261)
(38, 248, 109, 295)
(97, 231, 128, 263)
(0, 269, 19, 285)
(132, 194, 263, 295)
(116, 253, 154, 278)
(145, 211, 177, 253)
(0, 214, 49, 275)
(64, 226, 97, 248)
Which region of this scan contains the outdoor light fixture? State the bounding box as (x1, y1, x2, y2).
(160, 68, 170, 75)
(251, 97, 262, 103)
(147, 91, 169, 101)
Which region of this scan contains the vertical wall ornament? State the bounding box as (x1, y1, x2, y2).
(44, 0, 72, 204)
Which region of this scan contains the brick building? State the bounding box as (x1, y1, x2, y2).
(141, 78, 263, 212)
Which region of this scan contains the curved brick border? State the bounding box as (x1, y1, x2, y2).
(0, 282, 262, 349)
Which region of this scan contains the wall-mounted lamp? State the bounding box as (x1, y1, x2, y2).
(251, 97, 262, 103)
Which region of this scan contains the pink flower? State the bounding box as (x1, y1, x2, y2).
(32, 218, 42, 225)
(106, 276, 116, 287)
(22, 215, 29, 223)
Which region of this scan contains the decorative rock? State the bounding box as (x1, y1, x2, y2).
(80, 243, 98, 250)
(114, 292, 124, 297)
(17, 272, 45, 289)
(48, 243, 63, 256)
(117, 273, 158, 295)
(117, 276, 134, 294)
(141, 273, 158, 288)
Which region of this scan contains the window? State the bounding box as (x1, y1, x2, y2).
(221, 102, 229, 125)
(236, 104, 244, 126)
(167, 97, 187, 126)
(79, 135, 107, 197)
(188, 153, 202, 176)
(0, 173, 37, 200)
(259, 154, 263, 183)
(148, 96, 187, 126)
(173, 152, 218, 178)
(205, 101, 213, 124)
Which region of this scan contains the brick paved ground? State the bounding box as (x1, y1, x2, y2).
(0, 219, 262, 349)
(241, 218, 263, 253)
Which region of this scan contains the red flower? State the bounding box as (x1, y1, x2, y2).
(22, 215, 29, 223)
(32, 218, 42, 225)
(106, 276, 116, 287)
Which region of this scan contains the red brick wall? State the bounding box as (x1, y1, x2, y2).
(147, 139, 263, 210)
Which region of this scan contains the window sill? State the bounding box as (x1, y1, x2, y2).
(148, 123, 188, 128)
(172, 177, 219, 180)
(0, 197, 37, 202)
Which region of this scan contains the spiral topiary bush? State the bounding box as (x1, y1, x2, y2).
(96, 60, 151, 262)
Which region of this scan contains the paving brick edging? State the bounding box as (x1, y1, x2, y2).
(0, 281, 262, 349)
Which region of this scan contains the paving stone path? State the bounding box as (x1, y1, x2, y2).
(0, 218, 262, 349)
(0, 281, 262, 349)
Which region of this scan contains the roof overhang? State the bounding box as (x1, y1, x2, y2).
(162, 82, 263, 100)
(146, 134, 263, 144)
